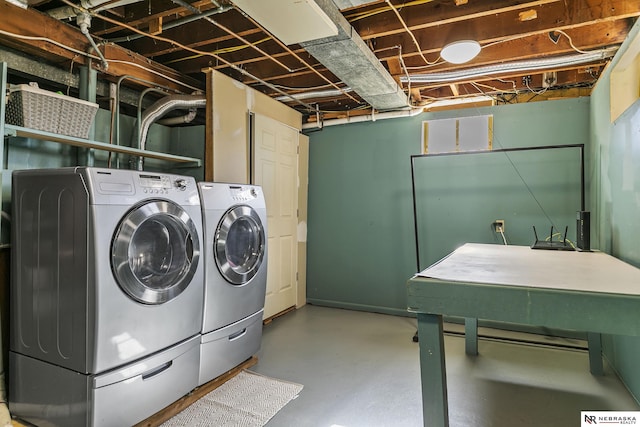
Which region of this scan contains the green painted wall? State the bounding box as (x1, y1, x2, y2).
(590, 19, 640, 402)
(306, 97, 590, 316)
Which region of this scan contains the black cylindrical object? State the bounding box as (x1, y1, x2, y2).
(577, 211, 590, 251)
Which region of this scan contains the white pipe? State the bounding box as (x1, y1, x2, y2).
(5, 0, 27, 9)
(402, 48, 617, 84)
(302, 107, 424, 129)
(48, 0, 143, 20)
(275, 87, 353, 102)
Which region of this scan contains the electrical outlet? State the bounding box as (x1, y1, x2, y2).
(493, 220, 505, 233)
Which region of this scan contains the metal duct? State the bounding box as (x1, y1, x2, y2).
(333, 0, 379, 9)
(156, 109, 198, 126)
(401, 48, 618, 84)
(295, 0, 408, 110)
(5, 0, 27, 9)
(137, 94, 206, 170)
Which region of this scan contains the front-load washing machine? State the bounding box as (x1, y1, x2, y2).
(10, 167, 204, 426)
(197, 182, 268, 386)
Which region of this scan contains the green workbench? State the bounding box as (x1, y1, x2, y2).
(407, 243, 640, 427)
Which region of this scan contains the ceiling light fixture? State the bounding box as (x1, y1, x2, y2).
(441, 40, 481, 64)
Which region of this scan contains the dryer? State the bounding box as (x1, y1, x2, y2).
(9, 167, 204, 427)
(197, 182, 267, 386)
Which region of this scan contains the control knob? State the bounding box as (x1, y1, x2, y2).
(175, 178, 188, 190)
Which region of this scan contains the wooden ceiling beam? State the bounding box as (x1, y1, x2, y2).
(386, 57, 402, 85)
(93, 0, 217, 36)
(366, 1, 638, 59)
(395, 21, 629, 70)
(350, 0, 561, 39)
(0, 2, 202, 92)
(120, 10, 264, 58)
(350, 0, 638, 41)
(157, 7, 632, 87)
(187, 21, 622, 91)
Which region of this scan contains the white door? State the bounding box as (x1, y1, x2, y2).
(252, 113, 298, 319)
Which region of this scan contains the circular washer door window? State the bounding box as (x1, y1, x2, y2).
(112, 200, 200, 304)
(215, 205, 265, 285)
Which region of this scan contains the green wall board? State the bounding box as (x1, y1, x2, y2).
(413, 146, 583, 270)
(306, 97, 590, 315)
(590, 17, 640, 404)
(306, 117, 422, 315)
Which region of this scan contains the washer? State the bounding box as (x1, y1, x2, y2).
(10, 167, 204, 426)
(197, 182, 267, 385)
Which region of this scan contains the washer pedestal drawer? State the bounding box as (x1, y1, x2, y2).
(9, 335, 200, 427)
(198, 309, 263, 386)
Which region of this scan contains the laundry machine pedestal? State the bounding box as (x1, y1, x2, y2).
(9, 336, 200, 427)
(198, 309, 264, 386)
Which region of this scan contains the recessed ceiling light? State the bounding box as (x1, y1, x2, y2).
(441, 40, 481, 64)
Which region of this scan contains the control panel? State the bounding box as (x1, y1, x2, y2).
(138, 173, 189, 194)
(229, 185, 259, 202)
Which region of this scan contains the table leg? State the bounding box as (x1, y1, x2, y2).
(417, 313, 449, 427)
(587, 332, 603, 376)
(464, 318, 478, 355)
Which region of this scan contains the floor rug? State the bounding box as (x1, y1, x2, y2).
(160, 371, 303, 427)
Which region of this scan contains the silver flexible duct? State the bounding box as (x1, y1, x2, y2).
(157, 109, 198, 126)
(137, 94, 206, 170)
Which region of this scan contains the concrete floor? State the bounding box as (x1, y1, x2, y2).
(252, 304, 639, 427)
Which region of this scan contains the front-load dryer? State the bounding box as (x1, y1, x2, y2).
(197, 182, 267, 385)
(10, 167, 204, 373)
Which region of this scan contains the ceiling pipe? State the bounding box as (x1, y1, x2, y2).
(47, 0, 144, 20)
(107, 5, 233, 43)
(302, 106, 424, 130)
(5, 0, 27, 8)
(77, 13, 108, 70)
(275, 87, 353, 102)
(402, 48, 617, 84)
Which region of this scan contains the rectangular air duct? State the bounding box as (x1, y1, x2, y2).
(234, 0, 408, 110)
(232, 0, 338, 45)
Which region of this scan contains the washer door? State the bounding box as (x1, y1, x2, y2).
(112, 200, 200, 304)
(214, 205, 265, 285)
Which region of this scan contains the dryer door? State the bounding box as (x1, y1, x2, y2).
(214, 205, 266, 285)
(112, 200, 200, 304)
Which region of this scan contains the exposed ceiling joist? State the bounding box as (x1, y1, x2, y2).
(0, 0, 637, 123)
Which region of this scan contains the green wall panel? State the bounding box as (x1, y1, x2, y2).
(413, 147, 583, 270)
(306, 117, 422, 315)
(590, 17, 640, 404)
(306, 98, 590, 316)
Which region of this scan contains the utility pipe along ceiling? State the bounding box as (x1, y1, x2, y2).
(2, 0, 639, 125)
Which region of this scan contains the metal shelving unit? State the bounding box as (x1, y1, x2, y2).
(3, 124, 201, 166)
(1, 61, 203, 244)
(1, 62, 202, 168)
